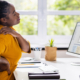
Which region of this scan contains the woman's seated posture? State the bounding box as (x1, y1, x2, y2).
(0, 1, 31, 80)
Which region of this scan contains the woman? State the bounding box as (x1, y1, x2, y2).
(0, 1, 31, 80)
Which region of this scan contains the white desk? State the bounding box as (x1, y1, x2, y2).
(14, 58, 80, 80)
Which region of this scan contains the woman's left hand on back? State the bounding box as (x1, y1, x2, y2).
(0, 26, 19, 37)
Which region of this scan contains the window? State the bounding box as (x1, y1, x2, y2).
(14, 15, 38, 35)
(7, 0, 38, 10)
(47, 15, 80, 35)
(5, 0, 80, 47)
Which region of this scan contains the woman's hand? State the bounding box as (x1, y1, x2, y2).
(0, 26, 19, 37)
(0, 57, 11, 75)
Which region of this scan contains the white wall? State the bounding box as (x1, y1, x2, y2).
(21, 50, 77, 58)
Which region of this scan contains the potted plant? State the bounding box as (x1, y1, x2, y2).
(45, 38, 57, 61)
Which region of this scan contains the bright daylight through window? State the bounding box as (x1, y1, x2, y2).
(5, 0, 80, 46)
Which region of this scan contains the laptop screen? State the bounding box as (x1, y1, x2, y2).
(68, 22, 80, 55)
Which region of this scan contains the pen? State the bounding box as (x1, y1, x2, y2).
(21, 62, 41, 64)
(17, 66, 39, 68)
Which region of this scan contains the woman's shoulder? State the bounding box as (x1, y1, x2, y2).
(0, 34, 12, 39)
(0, 26, 16, 44)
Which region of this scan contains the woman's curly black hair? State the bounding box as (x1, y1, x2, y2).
(0, 1, 10, 19)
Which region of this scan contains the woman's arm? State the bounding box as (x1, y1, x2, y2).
(16, 34, 30, 52)
(0, 57, 11, 75)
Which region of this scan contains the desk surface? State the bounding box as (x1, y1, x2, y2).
(14, 58, 80, 80)
(43, 58, 80, 80)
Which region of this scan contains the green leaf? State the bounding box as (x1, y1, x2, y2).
(49, 38, 54, 47)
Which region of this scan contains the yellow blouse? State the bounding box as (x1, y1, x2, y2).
(0, 25, 31, 80)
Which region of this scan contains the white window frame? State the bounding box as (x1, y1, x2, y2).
(17, 0, 80, 47)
